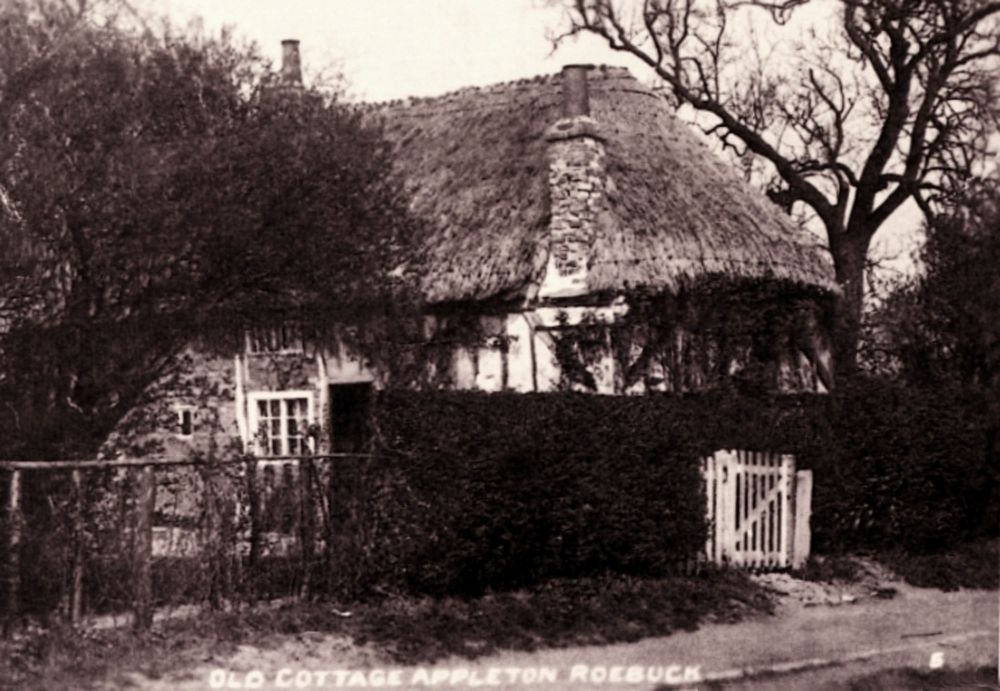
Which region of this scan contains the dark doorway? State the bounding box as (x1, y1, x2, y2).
(329, 383, 373, 453)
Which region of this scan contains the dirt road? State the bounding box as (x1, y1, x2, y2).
(106, 577, 997, 691)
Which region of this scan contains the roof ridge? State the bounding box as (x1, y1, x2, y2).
(354, 64, 635, 113)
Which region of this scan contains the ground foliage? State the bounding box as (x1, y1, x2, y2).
(0, 570, 773, 688)
(877, 538, 999, 592)
(348, 571, 773, 664)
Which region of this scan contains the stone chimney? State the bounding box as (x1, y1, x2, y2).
(538, 65, 607, 300)
(280, 39, 303, 86)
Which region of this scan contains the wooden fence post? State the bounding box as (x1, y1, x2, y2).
(245, 458, 261, 602)
(133, 465, 155, 631)
(4, 470, 22, 636)
(205, 465, 220, 610)
(298, 457, 315, 599)
(70, 469, 84, 627)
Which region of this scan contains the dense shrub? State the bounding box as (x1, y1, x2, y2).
(361, 392, 710, 596)
(3, 378, 992, 614)
(348, 378, 995, 597)
(800, 379, 997, 553)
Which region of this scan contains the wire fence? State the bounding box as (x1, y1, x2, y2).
(0, 453, 371, 635)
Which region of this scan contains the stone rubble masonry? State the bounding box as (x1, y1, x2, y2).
(540, 115, 608, 299)
(100, 348, 242, 522)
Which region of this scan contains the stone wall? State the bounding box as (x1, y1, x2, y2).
(539, 115, 607, 299)
(100, 347, 241, 521)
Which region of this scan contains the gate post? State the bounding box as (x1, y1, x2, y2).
(779, 455, 794, 569)
(716, 451, 734, 566)
(792, 470, 813, 569)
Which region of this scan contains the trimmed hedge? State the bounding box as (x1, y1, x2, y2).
(346, 379, 996, 597)
(362, 392, 709, 596)
(4, 379, 991, 610)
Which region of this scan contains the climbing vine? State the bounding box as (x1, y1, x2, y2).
(550, 278, 834, 393)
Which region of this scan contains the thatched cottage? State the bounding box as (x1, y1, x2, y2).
(107, 43, 835, 464)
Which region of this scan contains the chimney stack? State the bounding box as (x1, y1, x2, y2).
(280, 39, 303, 86)
(560, 64, 592, 118)
(537, 64, 607, 301)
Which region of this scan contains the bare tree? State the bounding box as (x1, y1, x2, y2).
(555, 0, 1000, 375)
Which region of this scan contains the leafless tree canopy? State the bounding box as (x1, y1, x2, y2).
(556, 0, 1000, 372)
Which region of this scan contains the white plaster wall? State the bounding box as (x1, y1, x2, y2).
(475, 346, 503, 391)
(505, 314, 535, 392)
(453, 347, 477, 389)
(532, 329, 562, 392)
(322, 347, 375, 384)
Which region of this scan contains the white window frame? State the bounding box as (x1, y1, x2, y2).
(245, 324, 304, 355)
(246, 390, 316, 457)
(174, 404, 196, 440)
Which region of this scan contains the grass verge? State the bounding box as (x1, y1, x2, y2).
(0, 570, 773, 689)
(878, 538, 998, 591)
(794, 554, 864, 583)
(347, 570, 773, 664)
(797, 538, 998, 592)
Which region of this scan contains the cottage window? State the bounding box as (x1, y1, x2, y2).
(247, 391, 314, 456)
(175, 405, 195, 439)
(246, 323, 304, 355)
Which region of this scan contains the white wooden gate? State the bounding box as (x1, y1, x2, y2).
(701, 449, 810, 569)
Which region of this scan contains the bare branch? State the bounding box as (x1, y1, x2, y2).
(556, 0, 1000, 367)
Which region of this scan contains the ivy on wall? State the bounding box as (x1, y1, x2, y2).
(551, 279, 833, 393)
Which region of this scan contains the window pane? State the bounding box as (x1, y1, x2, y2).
(252, 395, 310, 457)
(180, 410, 193, 436)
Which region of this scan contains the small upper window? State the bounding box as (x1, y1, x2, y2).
(246, 323, 304, 355)
(175, 405, 195, 439)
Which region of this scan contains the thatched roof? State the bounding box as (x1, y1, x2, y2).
(373, 66, 836, 304)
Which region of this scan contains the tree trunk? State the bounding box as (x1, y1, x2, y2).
(830, 232, 871, 379)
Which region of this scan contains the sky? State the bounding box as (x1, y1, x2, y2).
(155, 0, 921, 278)
(158, 0, 639, 102)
